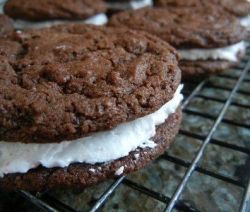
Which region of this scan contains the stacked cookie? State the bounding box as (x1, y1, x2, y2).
(3, 0, 108, 28)
(0, 0, 248, 192)
(109, 4, 248, 79)
(155, 0, 250, 30)
(212, 0, 250, 30)
(0, 25, 183, 191)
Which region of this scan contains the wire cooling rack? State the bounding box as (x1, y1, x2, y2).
(1, 45, 250, 212)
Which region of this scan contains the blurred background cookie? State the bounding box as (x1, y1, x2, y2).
(0, 14, 13, 36)
(109, 5, 247, 80)
(3, 0, 108, 28)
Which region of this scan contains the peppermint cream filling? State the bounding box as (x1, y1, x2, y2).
(107, 0, 152, 10)
(180, 41, 246, 62)
(0, 85, 183, 177)
(12, 13, 108, 29)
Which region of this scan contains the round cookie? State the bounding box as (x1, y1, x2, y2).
(0, 14, 14, 37)
(0, 25, 181, 143)
(0, 108, 182, 191)
(213, 0, 250, 17)
(4, 0, 107, 21)
(155, 0, 250, 17)
(109, 6, 246, 49)
(109, 7, 247, 79)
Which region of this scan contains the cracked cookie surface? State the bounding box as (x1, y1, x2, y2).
(109, 6, 247, 48)
(0, 25, 181, 143)
(4, 0, 107, 21)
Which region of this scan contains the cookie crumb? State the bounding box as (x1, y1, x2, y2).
(115, 166, 124, 176)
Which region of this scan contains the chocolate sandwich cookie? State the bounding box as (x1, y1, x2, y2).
(0, 14, 14, 36)
(3, 0, 108, 28)
(210, 0, 250, 17)
(109, 6, 247, 79)
(0, 109, 182, 191)
(212, 0, 250, 30)
(0, 25, 181, 143)
(155, 0, 250, 30)
(0, 25, 183, 191)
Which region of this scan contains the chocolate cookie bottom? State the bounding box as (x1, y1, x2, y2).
(180, 60, 233, 80)
(0, 109, 182, 192)
(180, 53, 245, 81)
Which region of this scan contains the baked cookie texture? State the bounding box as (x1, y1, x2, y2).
(0, 108, 182, 191)
(154, 0, 206, 8)
(109, 6, 247, 49)
(109, 6, 247, 79)
(0, 14, 14, 36)
(0, 24, 181, 143)
(180, 60, 232, 80)
(4, 0, 107, 21)
(212, 0, 250, 17)
(155, 0, 250, 17)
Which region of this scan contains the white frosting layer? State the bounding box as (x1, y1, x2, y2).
(180, 41, 246, 62)
(0, 85, 183, 177)
(107, 0, 152, 10)
(240, 15, 250, 30)
(13, 13, 108, 29)
(131, 0, 152, 9)
(0, 0, 5, 14)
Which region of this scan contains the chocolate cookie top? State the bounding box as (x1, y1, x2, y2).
(0, 14, 14, 36)
(109, 6, 247, 49)
(4, 0, 107, 21)
(213, 0, 250, 17)
(155, 0, 250, 18)
(0, 25, 180, 143)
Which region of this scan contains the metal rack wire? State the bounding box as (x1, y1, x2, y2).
(1, 44, 250, 212)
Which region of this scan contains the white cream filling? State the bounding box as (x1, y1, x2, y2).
(240, 15, 250, 30)
(107, 0, 152, 10)
(0, 85, 183, 177)
(131, 0, 152, 9)
(180, 41, 246, 62)
(0, 0, 5, 14)
(12, 13, 108, 29)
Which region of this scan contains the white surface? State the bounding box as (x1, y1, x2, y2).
(13, 13, 108, 29)
(180, 41, 246, 62)
(0, 85, 183, 177)
(240, 15, 250, 30)
(107, 0, 152, 10)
